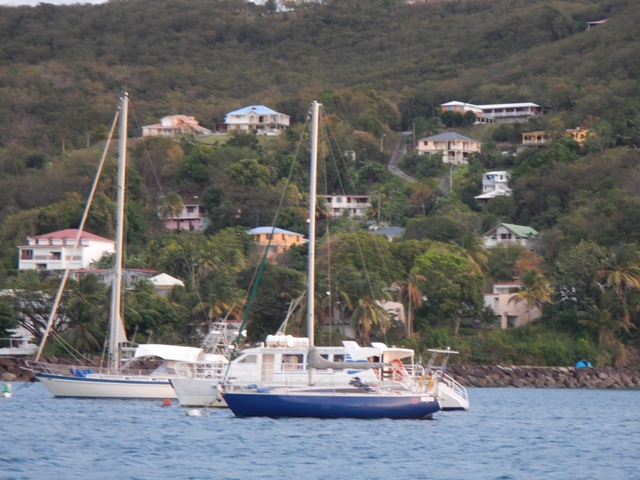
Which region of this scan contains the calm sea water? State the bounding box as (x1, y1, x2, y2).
(1, 383, 639, 480)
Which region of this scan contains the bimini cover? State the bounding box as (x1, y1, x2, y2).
(265, 335, 309, 348)
(371, 342, 414, 362)
(134, 344, 205, 363)
(341, 341, 384, 361)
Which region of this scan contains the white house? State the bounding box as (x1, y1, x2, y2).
(441, 101, 547, 124)
(67, 268, 157, 289)
(484, 282, 542, 328)
(416, 132, 481, 165)
(482, 223, 538, 250)
(475, 171, 512, 201)
(162, 204, 210, 231)
(224, 105, 290, 136)
(142, 115, 213, 138)
(150, 273, 185, 297)
(18, 229, 115, 271)
(320, 195, 372, 219)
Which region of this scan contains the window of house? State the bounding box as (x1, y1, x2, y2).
(21, 250, 34, 260)
(501, 234, 508, 240)
(186, 206, 195, 214)
(36, 264, 47, 270)
(51, 252, 61, 260)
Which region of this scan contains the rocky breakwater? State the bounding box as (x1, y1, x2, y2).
(448, 364, 640, 389)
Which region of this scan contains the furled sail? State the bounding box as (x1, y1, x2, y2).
(307, 347, 388, 370)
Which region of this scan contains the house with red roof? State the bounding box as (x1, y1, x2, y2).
(142, 115, 213, 138)
(18, 229, 115, 271)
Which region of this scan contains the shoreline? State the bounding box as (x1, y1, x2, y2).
(3, 356, 640, 389)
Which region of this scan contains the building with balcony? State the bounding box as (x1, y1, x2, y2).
(518, 128, 590, 152)
(484, 282, 542, 328)
(416, 132, 481, 166)
(441, 101, 548, 124)
(224, 105, 290, 136)
(320, 195, 372, 219)
(18, 229, 115, 271)
(142, 115, 213, 138)
(162, 204, 210, 231)
(482, 223, 538, 250)
(474, 171, 512, 201)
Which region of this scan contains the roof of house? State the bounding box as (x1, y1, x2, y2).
(477, 102, 540, 109)
(483, 223, 538, 237)
(226, 105, 283, 116)
(29, 229, 114, 243)
(474, 189, 512, 200)
(150, 273, 185, 287)
(418, 132, 480, 143)
(247, 227, 303, 237)
(371, 226, 406, 237)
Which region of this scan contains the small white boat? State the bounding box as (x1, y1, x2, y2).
(0, 328, 38, 357)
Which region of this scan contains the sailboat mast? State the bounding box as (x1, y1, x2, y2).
(109, 93, 128, 372)
(307, 101, 320, 385)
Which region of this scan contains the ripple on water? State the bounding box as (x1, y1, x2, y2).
(2, 385, 640, 479)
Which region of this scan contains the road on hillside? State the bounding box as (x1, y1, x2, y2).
(387, 131, 417, 183)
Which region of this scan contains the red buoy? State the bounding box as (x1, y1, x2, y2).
(162, 398, 171, 407)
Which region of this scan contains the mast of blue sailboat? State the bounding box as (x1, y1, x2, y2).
(307, 101, 320, 386)
(109, 93, 129, 373)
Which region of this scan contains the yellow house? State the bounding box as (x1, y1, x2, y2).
(247, 227, 305, 258)
(521, 128, 589, 146)
(416, 132, 481, 166)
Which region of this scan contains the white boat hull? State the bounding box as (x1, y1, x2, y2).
(36, 373, 177, 399)
(170, 378, 227, 408)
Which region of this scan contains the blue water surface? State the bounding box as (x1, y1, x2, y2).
(1, 383, 639, 479)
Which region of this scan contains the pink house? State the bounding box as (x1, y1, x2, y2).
(163, 204, 210, 231)
(484, 282, 542, 328)
(142, 115, 213, 138)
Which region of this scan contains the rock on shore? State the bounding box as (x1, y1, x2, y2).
(447, 364, 640, 389)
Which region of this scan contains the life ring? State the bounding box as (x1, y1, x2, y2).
(392, 359, 405, 379)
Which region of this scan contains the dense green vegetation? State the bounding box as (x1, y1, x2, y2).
(0, 0, 639, 367)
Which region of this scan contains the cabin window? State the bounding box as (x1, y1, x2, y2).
(237, 354, 257, 364)
(334, 354, 345, 362)
(282, 354, 303, 370)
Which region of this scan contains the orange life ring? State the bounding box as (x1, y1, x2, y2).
(392, 359, 405, 379)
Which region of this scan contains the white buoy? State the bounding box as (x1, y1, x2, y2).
(186, 409, 202, 417)
(1, 383, 12, 398)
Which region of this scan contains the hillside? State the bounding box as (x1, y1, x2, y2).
(0, 0, 639, 367)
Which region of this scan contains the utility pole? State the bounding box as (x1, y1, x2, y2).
(413, 122, 416, 149)
(380, 134, 385, 152)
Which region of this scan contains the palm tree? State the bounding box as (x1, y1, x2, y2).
(578, 292, 634, 366)
(392, 270, 426, 336)
(349, 277, 391, 342)
(65, 274, 108, 352)
(508, 269, 554, 324)
(598, 246, 640, 326)
(458, 233, 488, 274)
(159, 192, 184, 221)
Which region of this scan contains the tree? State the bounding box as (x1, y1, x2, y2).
(392, 270, 426, 336)
(64, 274, 108, 353)
(159, 192, 184, 221)
(508, 269, 554, 324)
(0, 302, 18, 338)
(598, 246, 640, 326)
(578, 292, 633, 366)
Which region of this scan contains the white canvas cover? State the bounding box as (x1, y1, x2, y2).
(134, 344, 205, 362)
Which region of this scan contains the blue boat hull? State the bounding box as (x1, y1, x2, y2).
(223, 391, 441, 419)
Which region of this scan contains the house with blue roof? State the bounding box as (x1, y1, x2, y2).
(224, 105, 290, 136)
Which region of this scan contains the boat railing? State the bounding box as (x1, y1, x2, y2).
(439, 372, 469, 403)
(23, 360, 73, 375)
(173, 361, 228, 379)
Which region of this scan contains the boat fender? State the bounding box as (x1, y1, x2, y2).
(419, 375, 434, 389)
